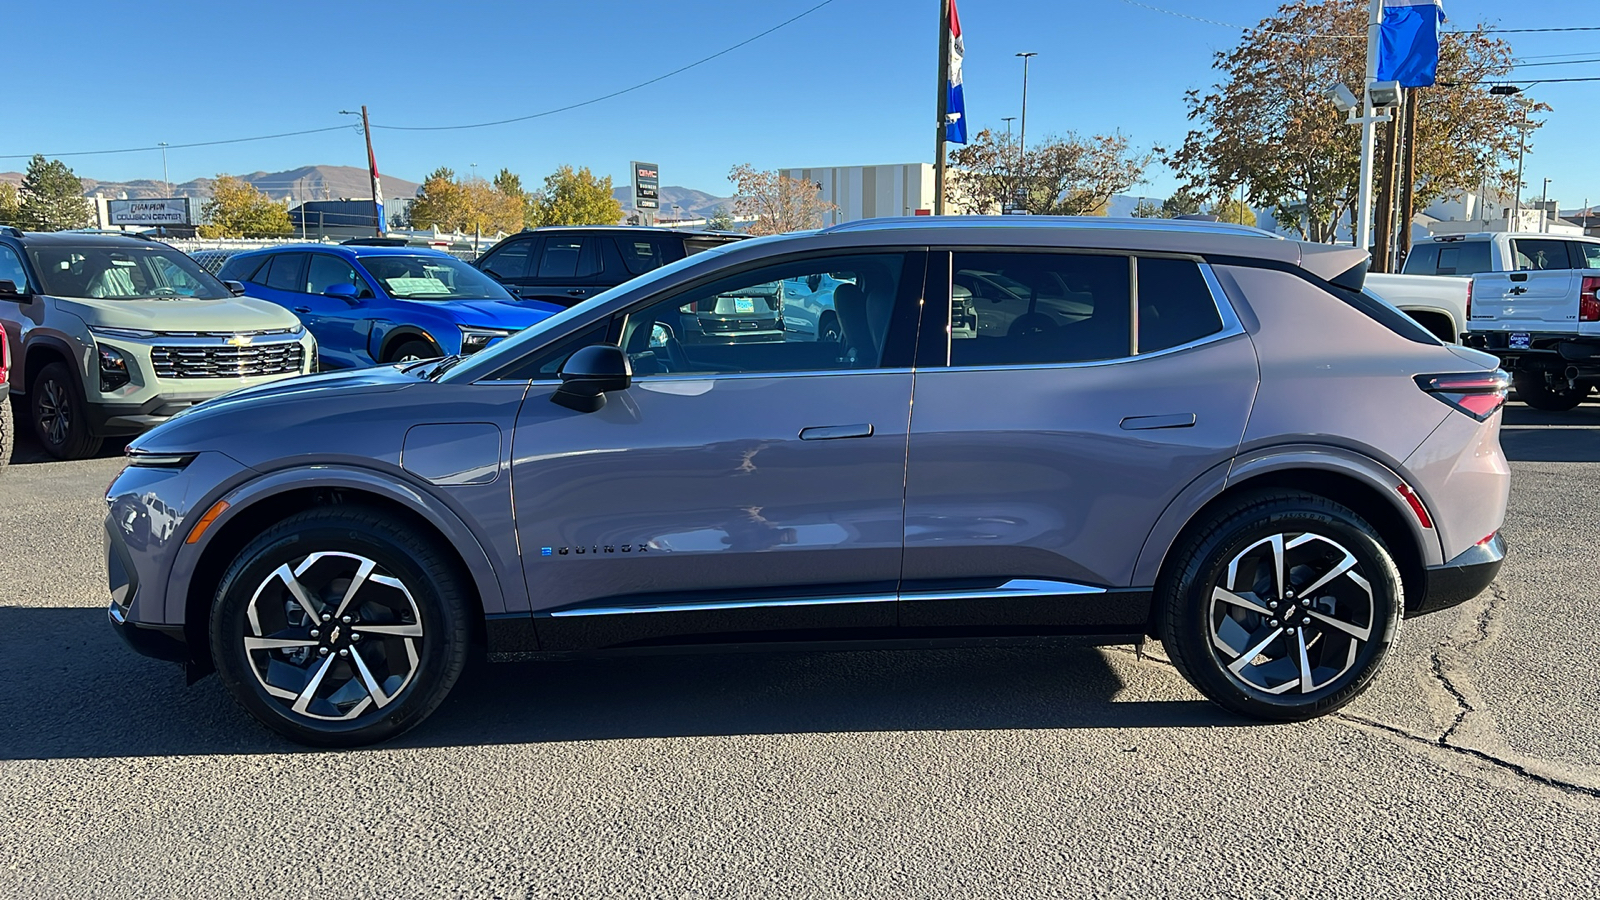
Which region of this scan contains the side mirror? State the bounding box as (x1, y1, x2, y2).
(806, 274, 822, 292)
(0, 279, 30, 300)
(222, 280, 247, 297)
(552, 344, 631, 413)
(323, 283, 361, 304)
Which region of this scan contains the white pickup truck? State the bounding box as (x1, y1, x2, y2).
(1465, 269, 1600, 410)
(1364, 272, 1471, 343)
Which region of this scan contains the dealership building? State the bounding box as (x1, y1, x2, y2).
(780, 163, 936, 226)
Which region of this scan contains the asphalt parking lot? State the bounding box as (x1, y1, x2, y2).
(1, 402, 1596, 899)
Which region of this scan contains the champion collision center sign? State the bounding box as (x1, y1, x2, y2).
(107, 198, 193, 226)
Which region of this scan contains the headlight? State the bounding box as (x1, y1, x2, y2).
(459, 326, 513, 354)
(124, 449, 195, 469)
(89, 326, 158, 339)
(97, 344, 130, 391)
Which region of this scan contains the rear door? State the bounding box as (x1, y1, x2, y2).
(522, 236, 604, 306)
(899, 250, 1257, 632)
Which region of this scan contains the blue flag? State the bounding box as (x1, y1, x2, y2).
(1377, 0, 1446, 88)
(945, 0, 967, 144)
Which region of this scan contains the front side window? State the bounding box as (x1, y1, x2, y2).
(479, 239, 534, 280)
(0, 244, 30, 292)
(1513, 239, 1570, 271)
(358, 254, 514, 301)
(950, 252, 1132, 366)
(306, 254, 370, 296)
(620, 253, 911, 377)
(26, 244, 233, 300)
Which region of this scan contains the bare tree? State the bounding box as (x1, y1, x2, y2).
(948, 130, 1151, 216)
(728, 164, 837, 235)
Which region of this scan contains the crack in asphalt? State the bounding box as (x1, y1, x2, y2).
(1431, 584, 1504, 746)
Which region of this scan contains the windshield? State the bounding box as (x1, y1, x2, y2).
(437, 243, 740, 383)
(359, 254, 513, 301)
(27, 244, 232, 300)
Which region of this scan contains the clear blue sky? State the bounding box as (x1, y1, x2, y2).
(5, 0, 1597, 208)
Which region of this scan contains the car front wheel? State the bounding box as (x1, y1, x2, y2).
(30, 362, 101, 460)
(1159, 491, 1402, 721)
(210, 506, 471, 747)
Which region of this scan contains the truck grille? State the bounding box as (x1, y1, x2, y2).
(150, 341, 304, 379)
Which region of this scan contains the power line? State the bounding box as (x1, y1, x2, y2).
(1511, 57, 1600, 68)
(373, 0, 841, 132)
(0, 125, 354, 162)
(1444, 76, 1600, 85)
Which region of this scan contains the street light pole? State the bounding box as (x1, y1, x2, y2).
(158, 142, 170, 197)
(1355, 0, 1382, 252)
(1512, 116, 1529, 233)
(1540, 177, 1552, 233)
(1016, 52, 1037, 215)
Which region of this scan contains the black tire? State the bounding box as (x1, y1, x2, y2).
(209, 505, 472, 747)
(1158, 491, 1403, 722)
(386, 339, 437, 364)
(1513, 370, 1589, 412)
(0, 392, 12, 469)
(29, 361, 101, 460)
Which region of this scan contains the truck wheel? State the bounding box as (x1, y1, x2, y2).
(1512, 370, 1589, 412)
(30, 362, 102, 460)
(0, 392, 12, 469)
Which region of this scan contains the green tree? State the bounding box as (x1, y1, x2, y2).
(706, 205, 735, 231)
(198, 175, 292, 238)
(1131, 199, 1166, 218)
(528, 166, 623, 227)
(1160, 191, 1204, 217)
(408, 167, 468, 232)
(0, 183, 20, 226)
(1171, 0, 1529, 241)
(18, 155, 92, 231)
(1211, 198, 1257, 226)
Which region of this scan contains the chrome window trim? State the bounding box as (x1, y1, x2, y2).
(630, 367, 915, 383)
(546, 578, 1106, 618)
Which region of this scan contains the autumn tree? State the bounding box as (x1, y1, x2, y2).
(18, 155, 92, 231)
(1212, 197, 1258, 226)
(408, 167, 468, 232)
(947, 129, 1151, 216)
(198, 175, 292, 238)
(0, 183, 20, 226)
(1170, 0, 1530, 242)
(728, 164, 836, 235)
(528, 166, 623, 227)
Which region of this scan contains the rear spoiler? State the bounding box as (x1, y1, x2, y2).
(1298, 244, 1371, 292)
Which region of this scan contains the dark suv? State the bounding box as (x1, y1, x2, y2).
(474, 226, 742, 307)
(109, 218, 1510, 747)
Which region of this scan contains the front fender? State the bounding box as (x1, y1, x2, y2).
(1131, 443, 1445, 589)
(165, 463, 514, 626)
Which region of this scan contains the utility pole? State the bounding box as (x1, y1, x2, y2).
(1373, 96, 1401, 273)
(934, 0, 950, 216)
(1356, 0, 1382, 252)
(1512, 116, 1529, 233)
(1540, 177, 1552, 233)
(158, 142, 170, 197)
(1399, 89, 1419, 268)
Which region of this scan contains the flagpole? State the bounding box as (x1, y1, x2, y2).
(934, 0, 949, 216)
(1355, 0, 1382, 251)
(360, 105, 382, 237)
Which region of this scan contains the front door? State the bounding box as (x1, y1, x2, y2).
(511, 250, 925, 650)
(900, 250, 1257, 632)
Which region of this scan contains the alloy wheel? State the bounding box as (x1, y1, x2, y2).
(242, 551, 425, 721)
(37, 378, 69, 446)
(1207, 532, 1376, 696)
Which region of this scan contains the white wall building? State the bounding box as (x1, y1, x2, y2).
(780, 163, 936, 226)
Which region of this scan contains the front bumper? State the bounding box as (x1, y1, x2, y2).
(1410, 532, 1506, 617)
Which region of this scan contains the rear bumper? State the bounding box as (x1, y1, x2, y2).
(1410, 532, 1506, 618)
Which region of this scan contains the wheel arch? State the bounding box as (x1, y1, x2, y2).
(375, 324, 443, 363)
(173, 468, 508, 670)
(1399, 307, 1457, 343)
(21, 334, 83, 397)
(1135, 446, 1441, 633)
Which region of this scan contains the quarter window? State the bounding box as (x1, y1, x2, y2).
(621, 253, 911, 376)
(1575, 242, 1600, 269)
(949, 252, 1132, 366)
(1136, 257, 1225, 353)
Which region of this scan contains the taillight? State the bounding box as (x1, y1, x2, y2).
(1580, 276, 1600, 322)
(1414, 370, 1510, 421)
(1465, 279, 1473, 320)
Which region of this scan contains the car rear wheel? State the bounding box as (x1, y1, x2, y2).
(1512, 370, 1589, 411)
(210, 506, 471, 747)
(1159, 491, 1402, 721)
(387, 339, 437, 364)
(0, 392, 12, 468)
(30, 362, 101, 460)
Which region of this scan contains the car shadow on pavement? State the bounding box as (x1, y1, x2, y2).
(5, 411, 126, 465)
(0, 607, 1243, 761)
(1500, 403, 1600, 463)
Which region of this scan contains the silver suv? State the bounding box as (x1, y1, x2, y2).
(0, 229, 315, 459)
(107, 218, 1510, 747)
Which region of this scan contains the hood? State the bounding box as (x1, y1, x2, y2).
(445, 298, 563, 330)
(51, 295, 301, 333)
(129, 365, 416, 455)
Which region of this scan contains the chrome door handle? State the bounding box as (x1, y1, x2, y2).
(1120, 413, 1197, 431)
(567, 289, 587, 296)
(799, 423, 874, 441)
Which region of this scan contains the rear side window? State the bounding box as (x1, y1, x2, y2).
(536, 238, 600, 279)
(1575, 243, 1600, 269)
(1512, 239, 1570, 271)
(1405, 241, 1491, 276)
(263, 254, 306, 292)
(1136, 258, 1224, 353)
(480, 239, 534, 280)
(950, 252, 1132, 367)
(614, 237, 679, 275)
(217, 255, 262, 283)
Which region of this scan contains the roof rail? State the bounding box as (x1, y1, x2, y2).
(0, 225, 22, 238)
(819, 215, 1284, 239)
